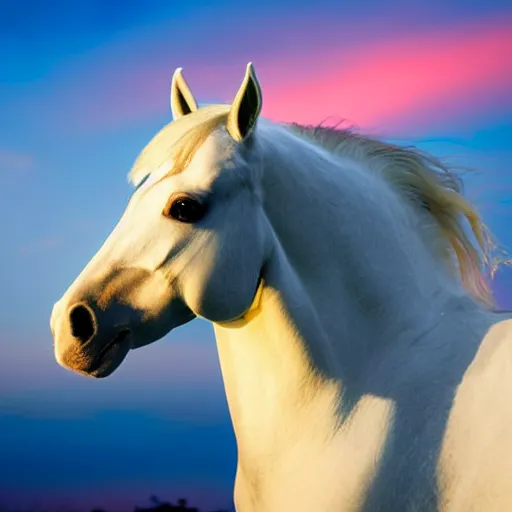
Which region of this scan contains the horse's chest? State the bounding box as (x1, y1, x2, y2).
(234, 394, 396, 511)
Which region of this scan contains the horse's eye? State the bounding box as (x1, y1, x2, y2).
(164, 195, 206, 223)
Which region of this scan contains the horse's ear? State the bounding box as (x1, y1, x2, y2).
(226, 62, 262, 142)
(170, 67, 198, 120)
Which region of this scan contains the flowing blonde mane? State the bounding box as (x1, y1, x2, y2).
(287, 122, 503, 308)
(129, 109, 503, 307)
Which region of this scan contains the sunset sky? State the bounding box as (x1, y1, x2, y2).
(1, 1, 511, 511)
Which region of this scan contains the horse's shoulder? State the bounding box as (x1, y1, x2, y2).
(463, 314, 512, 383)
(440, 314, 512, 508)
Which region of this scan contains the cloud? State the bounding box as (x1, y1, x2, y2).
(38, 14, 511, 136)
(0, 148, 35, 174)
(259, 16, 512, 134)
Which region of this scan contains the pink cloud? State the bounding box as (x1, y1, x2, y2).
(260, 17, 512, 133)
(48, 15, 511, 135)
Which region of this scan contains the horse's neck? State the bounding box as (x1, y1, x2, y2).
(212, 125, 503, 508)
(214, 247, 405, 505)
(214, 248, 347, 463)
(215, 126, 465, 449)
(257, 124, 456, 348)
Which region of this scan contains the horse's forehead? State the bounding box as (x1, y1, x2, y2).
(135, 129, 235, 194)
(178, 131, 236, 186)
(198, 130, 234, 164)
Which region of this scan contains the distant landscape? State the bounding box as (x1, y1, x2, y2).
(1, 496, 233, 512)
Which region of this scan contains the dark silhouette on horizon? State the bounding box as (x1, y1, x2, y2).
(132, 495, 230, 512)
(0, 495, 232, 512)
(135, 496, 199, 512)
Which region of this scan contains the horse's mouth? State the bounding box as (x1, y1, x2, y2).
(87, 329, 131, 377)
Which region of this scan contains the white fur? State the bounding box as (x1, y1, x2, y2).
(51, 105, 512, 511)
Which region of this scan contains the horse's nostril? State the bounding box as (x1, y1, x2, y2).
(69, 304, 96, 343)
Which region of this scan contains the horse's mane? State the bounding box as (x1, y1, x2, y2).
(286, 122, 502, 307)
(129, 108, 504, 308)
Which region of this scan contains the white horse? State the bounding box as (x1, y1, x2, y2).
(50, 63, 512, 511)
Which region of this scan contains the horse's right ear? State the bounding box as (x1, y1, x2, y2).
(226, 63, 262, 142)
(170, 68, 198, 120)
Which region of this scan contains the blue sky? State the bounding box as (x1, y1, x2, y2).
(0, 1, 511, 510)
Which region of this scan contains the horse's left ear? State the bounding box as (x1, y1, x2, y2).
(226, 62, 263, 142)
(170, 67, 198, 120)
